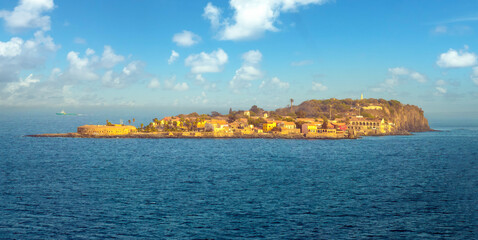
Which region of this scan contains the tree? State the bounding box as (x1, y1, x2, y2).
(296, 110, 306, 118)
(106, 120, 113, 126)
(250, 105, 263, 114)
(229, 108, 233, 114)
(211, 111, 221, 117)
(290, 98, 294, 111)
(128, 119, 131, 124)
(133, 118, 135, 123)
(140, 123, 144, 129)
(322, 118, 328, 129)
(228, 113, 237, 123)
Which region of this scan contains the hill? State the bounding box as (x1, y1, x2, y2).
(272, 98, 431, 132)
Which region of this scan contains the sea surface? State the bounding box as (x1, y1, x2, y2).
(0, 112, 477, 239)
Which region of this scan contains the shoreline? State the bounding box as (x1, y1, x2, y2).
(25, 130, 428, 139)
(26, 132, 358, 140)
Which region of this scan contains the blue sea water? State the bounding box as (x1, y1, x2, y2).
(0, 112, 477, 239)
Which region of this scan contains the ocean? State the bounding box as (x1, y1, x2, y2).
(0, 111, 477, 239)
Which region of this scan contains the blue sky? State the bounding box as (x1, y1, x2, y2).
(1, 0, 478, 116)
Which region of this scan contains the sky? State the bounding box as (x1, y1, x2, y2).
(0, 0, 478, 117)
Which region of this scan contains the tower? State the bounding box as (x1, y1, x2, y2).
(360, 93, 363, 100)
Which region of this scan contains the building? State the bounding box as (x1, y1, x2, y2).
(317, 128, 336, 134)
(331, 122, 348, 131)
(77, 125, 137, 135)
(160, 117, 181, 126)
(301, 124, 317, 134)
(263, 122, 277, 132)
(348, 117, 391, 134)
(362, 105, 383, 110)
(205, 120, 229, 132)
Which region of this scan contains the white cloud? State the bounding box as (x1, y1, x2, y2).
(389, 67, 410, 75)
(291, 60, 313, 66)
(260, 77, 289, 89)
(435, 86, 447, 94)
(388, 67, 427, 83)
(436, 79, 446, 86)
(191, 74, 217, 91)
(64, 50, 98, 82)
(230, 50, 263, 90)
(372, 67, 427, 92)
(0, 37, 23, 57)
(173, 82, 189, 91)
(242, 50, 262, 64)
(102, 61, 144, 88)
(100, 45, 124, 68)
(432, 25, 471, 35)
(168, 50, 179, 64)
(437, 47, 477, 68)
(471, 67, 478, 85)
(0, 0, 54, 32)
(163, 75, 189, 91)
(203, 2, 221, 28)
(60, 47, 141, 88)
(122, 61, 140, 76)
(185, 48, 228, 74)
(189, 91, 208, 104)
(172, 30, 201, 47)
(74, 37, 86, 44)
(410, 72, 427, 83)
(148, 78, 160, 89)
(204, 0, 328, 41)
(0, 31, 58, 83)
(85, 48, 95, 56)
(4, 73, 39, 93)
(311, 81, 327, 91)
(433, 26, 447, 34)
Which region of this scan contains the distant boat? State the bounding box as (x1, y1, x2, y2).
(56, 110, 77, 116)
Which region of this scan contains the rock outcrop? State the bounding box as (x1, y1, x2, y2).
(273, 98, 432, 133)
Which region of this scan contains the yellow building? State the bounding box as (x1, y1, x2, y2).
(362, 105, 383, 110)
(196, 120, 206, 129)
(160, 117, 181, 127)
(77, 125, 137, 135)
(205, 120, 229, 132)
(263, 122, 276, 132)
(348, 117, 392, 134)
(301, 124, 317, 134)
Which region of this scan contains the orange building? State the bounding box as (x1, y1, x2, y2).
(77, 125, 137, 135)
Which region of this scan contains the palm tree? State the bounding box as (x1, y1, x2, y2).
(290, 98, 294, 111)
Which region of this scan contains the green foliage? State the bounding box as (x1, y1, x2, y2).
(210, 111, 221, 117)
(322, 118, 328, 129)
(228, 113, 237, 123)
(361, 111, 374, 119)
(187, 112, 199, 117)
(248, 117, 267, 128)
(295, 110, 306, 118)
(250, 105, 264, 114)
(295, 121, 306, 129)
(283, 117, 295, 122)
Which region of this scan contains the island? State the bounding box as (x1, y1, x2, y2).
(27, 98, 432, 139)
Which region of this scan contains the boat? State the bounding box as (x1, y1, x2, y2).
(56, 110, 77, 116)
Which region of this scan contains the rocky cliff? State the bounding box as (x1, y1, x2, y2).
(272, 98, 432, 132)
(387, 104, 431, 132)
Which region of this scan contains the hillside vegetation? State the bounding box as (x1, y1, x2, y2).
(271, 98, 431, 132)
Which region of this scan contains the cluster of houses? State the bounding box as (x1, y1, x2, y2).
(147, 110, 394, 137)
